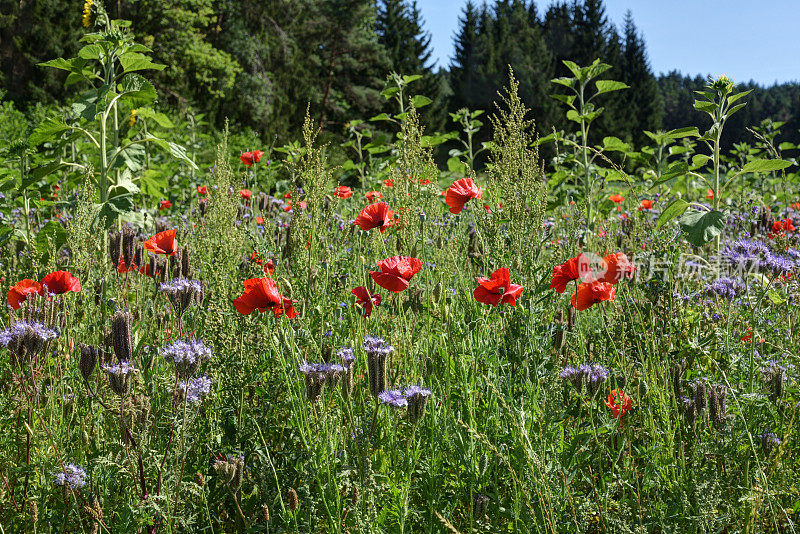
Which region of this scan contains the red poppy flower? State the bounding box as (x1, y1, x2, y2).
(284, 200, 306, 212)
(609, 194, 624, 203)
(240, 189, 252, 200)
(335, 185, 353, 199)
(197, 185, 209, 195)
(549, 254, 593, 293)
(369, 256, 422, 293)
(7, 279, 42, 310)
(354, 202, 394, 233)
(116, 258, 138, 274)
(570, 281, 616, 311)
(274, 296, 298, 319)
(255, 216, 264, 225)
(417, 178, 432, 185)
(240, 150, 264, 167)
(792, 202, 800, 210)
(706, 189, 714, 200)
(772, 219, 796, 233)
(383, 179, 394, 187)
(40, 271, 81, 295)
(741, 329, 753, 343)
(233, 277, 282, 315)
(598, 252, 635, 284)
(473, 268, 524, 306)
(143, 229, 178, 256)
(639, 199, 653, 210)
(365, 191, 383, 203)
(352, 286, 381, 317)
(605, 389, 633, 418)
(445, 177, 483, 214)
(159, 199, 172, 210)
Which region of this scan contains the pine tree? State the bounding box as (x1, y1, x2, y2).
(449, 1, 481, 112)
(621, 11, 662, 146)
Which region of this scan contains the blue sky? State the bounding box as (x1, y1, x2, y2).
(418, 0, 800, 85)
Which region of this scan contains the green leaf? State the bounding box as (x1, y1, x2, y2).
(602, 136, 629, 152)
(118, 74, 157, 106)
(447, 157, 466, 174)
(29, 118, 72, 146)
(35, 220, 67, 254)
(726, 102, 747, 118)
(380, 87, 400, 100)
(77, 44, 104, 60)
(133, 108, 174, 128)
(664, 127, 699, 139)
(778, 142, 796, 151)
(369, 113, 393, 122)
(742, 159, 792, 173)
(551, 94, 576, 108)
(118, 52, 165, 73)
(402, 74, 422, 84)
(97, 194, 136, 228)
(562, 60, 582, 79)
(726, 89, 753, 105)
(767, 288, 787, 305)
(693, 100, 717, 113)
(411, 95, 432, 109)
(679, 209, 726, 246)
(691, 154, 711, 169)
(145, 137, 198, 169)
(656, 199, 689, 229)
(551, 77, 576, 89)
(30, 162, 67, 181)
(594, 80, 629, 95)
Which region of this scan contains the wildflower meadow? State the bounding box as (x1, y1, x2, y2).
(1, 1, 800, 532)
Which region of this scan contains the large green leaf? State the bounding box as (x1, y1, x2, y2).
(97, 194, 136, 228)
(656, 199, 689, 229)
(29, 118, 72, 146)
(119, 52, 165, 73)
(118, 74, 157, 107)
(741, 159, 792, 173)
(679, 209, 726, 246)
(595, 80, 629, 95)
(411, 95, 432, 109)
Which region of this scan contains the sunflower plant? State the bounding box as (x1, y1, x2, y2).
(29, 1, 196, 227)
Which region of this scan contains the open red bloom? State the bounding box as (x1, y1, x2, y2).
(639, 199, 653, 210)
(143, 229, 178, 256)
(240, 150, 264, 167)
(250, 252, 275, 275)
(473, 268, 524, 306)
(445, 177, 483, 214)
(609, 194, 624, 203)
(40, 271, 81, 295)
(369, 256, 422, 293)
(7, 279, 42, 310)
(792, 202, 800, 210)
(275, 296, 298, 319)
(706, 188, 714, 200)
(335, 185, 353, 199)
(117, 258, 138, 274)
(159, 199, 172, 210)
(598, 252, 635, 284)
(352, 286, 382, 317)
(240, 189, 252, 200)
(383, 179, 394, 187)
(197, 185, 208, 195)
(284, 200, 306, 212)
(605, 389, 633, 418)
(570, 281, 616, 311)
(772, 219, 796, 234)
(233, 277, 282, 315)
(354, 202, 394, 233)
(365, 191, 383, 203)
(549, 254, 593, 293)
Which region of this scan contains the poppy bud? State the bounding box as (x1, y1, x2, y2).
(79, 343, 97, 381)
(287, 488, 299, 512)
(111, 311, 133, 362)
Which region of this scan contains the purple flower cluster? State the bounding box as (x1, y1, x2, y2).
(0, 321, 59, 347)
(560, 363, 609, 396)
(102, 361, 136, 376)
(160, 278, 203, 294)
(54, 464, 87, 489)
(721, 238, 798, 275)
(378, 385, 432, 408)
(178, 376, 213, 404)
(364, 335, 394, 356)
(704, 277, 745, 300)
(337, 346, 355, 365)
(161, 339, 213, 376)
(299, 362, 345, 375)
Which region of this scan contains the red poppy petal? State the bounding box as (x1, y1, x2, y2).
(370, 271, 409, 293)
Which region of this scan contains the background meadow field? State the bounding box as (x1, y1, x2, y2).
(1, 1, 800, 532)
